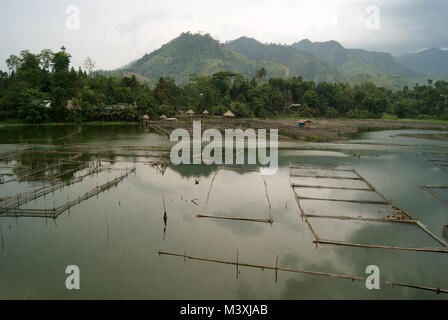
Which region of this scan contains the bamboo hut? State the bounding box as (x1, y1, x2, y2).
(141, 114, 150, 127)
(223, 110, 235, 123)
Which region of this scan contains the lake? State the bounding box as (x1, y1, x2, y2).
(0, 124, 447, 299)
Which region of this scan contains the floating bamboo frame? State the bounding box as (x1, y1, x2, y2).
(0, 167, 135, 219)
(158, 250, 448, 295)
(196, 166, 273, 224)
(0, 164, 112, 210)
(289, 161, 448, 253)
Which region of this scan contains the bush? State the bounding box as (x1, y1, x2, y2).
(306, 135, 321, 142)
(440, 111, 448, 121)
(325, 109, 339, 118)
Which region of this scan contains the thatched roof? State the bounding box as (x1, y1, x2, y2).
(186, 109, 195, 115)
(160, 114, 167, 119)
(202, 109, 209, 114)
(142, 114, 149, 120)
(223, 110, 235, 117)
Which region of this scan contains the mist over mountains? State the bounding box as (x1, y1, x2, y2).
(117, 32, 448, 90)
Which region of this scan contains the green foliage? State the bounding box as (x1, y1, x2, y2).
(2, 46, 448, 124)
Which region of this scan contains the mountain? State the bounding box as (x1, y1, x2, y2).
(292, 39, 422, 80)
(119, 32, 442, 90)
(224, 37, 342, 82)
(396, 48, 448, 75)
(124, 32, 287, 86)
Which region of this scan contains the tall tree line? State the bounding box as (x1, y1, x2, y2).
(1, 49, 447, 123)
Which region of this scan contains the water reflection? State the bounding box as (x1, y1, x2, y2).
(0, 125, 447, 299)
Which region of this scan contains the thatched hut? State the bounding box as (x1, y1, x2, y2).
(202, 109, 209, 118)
(223, 110, 235, 124)
(141, 114, 150, 127)
(186, 109, 195, 117)
(160, 114, 167, 120)
(223, 110, 235, 118)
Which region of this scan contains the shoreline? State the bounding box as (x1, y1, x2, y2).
(1, 118, 448, 143)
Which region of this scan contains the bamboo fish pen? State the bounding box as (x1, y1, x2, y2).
(196, 166, 273, 224)
(0, 167, 135, 218)
(289, 161, 448, 253)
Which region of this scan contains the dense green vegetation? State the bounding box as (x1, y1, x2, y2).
(116, 33, 448, 90)
(1, 46, 448, 124)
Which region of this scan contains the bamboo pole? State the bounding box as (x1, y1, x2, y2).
(293, 192, 319, 244)
(315, 239, 448, 254)
(158, 251, 448, 295)
(421, 185, 448, 206)
(290, 174, 361, 180)
(305, 214, 415, 224)
(261, 174, 273, 223)
(289, 166, 355, 172)
(296, 195, 388, 205)
(289, 161, 351, 166)
(196, 214, 272, 223)
(292, 184, 373, 191)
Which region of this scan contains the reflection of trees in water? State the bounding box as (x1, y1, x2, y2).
(7, 149, 94, 182)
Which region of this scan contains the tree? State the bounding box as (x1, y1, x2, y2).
(6, 54, 21, 73)
(83, 57, 96, 74)
(255, 67, 267, 80)
(39, 49, 54, 71)
(52, 51, 70, 73)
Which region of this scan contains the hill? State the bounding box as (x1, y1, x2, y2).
(396, 48, 448, 75)
(124, 32, 286, 86)
(224, 37, 343, 82)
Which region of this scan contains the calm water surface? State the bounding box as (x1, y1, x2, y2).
(0, 125, 447, 299)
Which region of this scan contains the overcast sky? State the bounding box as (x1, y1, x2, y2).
(1, 0, 447, 71)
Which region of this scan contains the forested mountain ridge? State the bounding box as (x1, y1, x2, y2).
(124, 33, 287, 86)
(397, 48, 448, 75)
(120, 33, 447, 90)
(224, 37, 343, 83)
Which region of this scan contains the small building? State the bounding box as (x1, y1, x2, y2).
(298, 119, 312, 128)
(202, 109, 209, 118)
(223, 110, 235, 118)
(287, 103, 302, 113)
(141, 114, 150, 127)
(160, 114, 167, 120)
(185, 109, 195, 117)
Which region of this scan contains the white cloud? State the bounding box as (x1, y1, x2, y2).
(0, 0, 447, 71)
